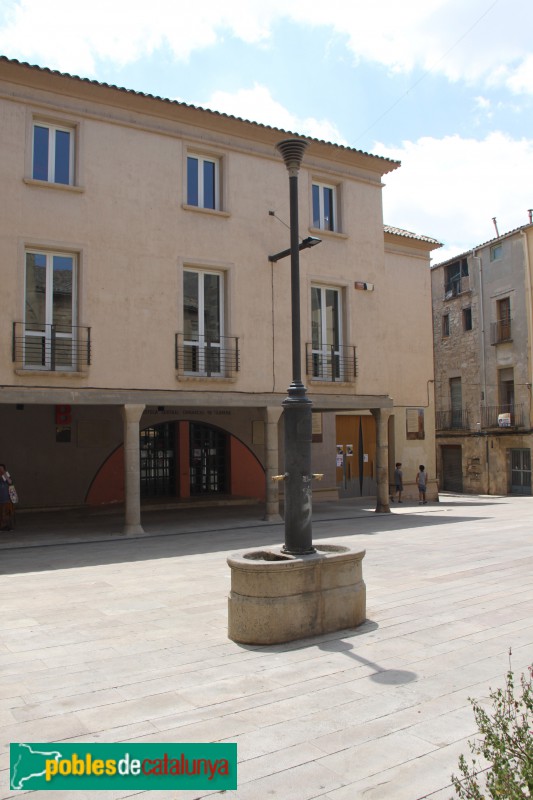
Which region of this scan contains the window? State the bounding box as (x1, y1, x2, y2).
(24, 250, 77, 369)
(463, 307, 472, 331)
(496, 297, 511, 341)
(444, 258, 468, 297)
(442, 314, 450, 337)
(490, 244, 503, 261)
(406, 408, 425, 440)
(312, 182, 337, 231)
(187, 154, 219, 210)
(32, 122, 74, 185)
(499, 368, 514, 407)
(311, 285, 342, 379)
(183, 269, 224, 375)
(450, 377, 463, 428)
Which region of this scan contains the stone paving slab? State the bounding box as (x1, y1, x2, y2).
(1, 494, 532, 799)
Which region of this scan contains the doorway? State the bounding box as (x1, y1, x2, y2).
(510, 449, 531, 495)
(189, 423, 228, 495)
(140, 423, 176, 497)
(441, 445, 463, 492)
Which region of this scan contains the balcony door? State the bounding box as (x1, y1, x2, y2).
(450, 377, 463, 428)
(24, 250, 76, 370)
(183, 269, 223, 375)
(311, 285, 342, 380)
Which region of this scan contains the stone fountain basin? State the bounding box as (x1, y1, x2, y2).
(227, 543, 366, 645)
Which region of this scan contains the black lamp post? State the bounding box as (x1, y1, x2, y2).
(275, 138, 315, 555)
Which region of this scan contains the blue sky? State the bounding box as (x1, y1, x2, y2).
(1, 0, 532, 260)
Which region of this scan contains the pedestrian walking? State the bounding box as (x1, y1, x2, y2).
(0, 464, 15, 531)
(393, 462, 403, 503)
(416, 465, 428, 505)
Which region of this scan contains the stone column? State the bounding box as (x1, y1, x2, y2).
(264, 406, 283, 521)
(371, 408, 391, 513)
(121, 403, 145, 535)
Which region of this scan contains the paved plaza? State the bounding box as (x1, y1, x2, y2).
(1, 494, 532, 799)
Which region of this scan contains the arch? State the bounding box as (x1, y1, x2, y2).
(85, 419, 265, 506)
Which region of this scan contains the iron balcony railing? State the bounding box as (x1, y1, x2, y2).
(175, 333, 239, 378)
(12, 322, 91, 371)
(305, 343, 357, 382)
(436, 409, 470, 430)
(490, 317, 512, 344)
(481, 403, 525, 429)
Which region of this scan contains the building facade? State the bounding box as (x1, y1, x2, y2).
(432, 221, 533, 495)
(0, 57, 440, 531)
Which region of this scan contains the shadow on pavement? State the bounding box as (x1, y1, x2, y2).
(0, 501, 490, 575)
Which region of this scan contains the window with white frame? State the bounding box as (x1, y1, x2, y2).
(183, 269, 224, 375)
(312, 181, 337, 231)
(187, 154, 220, 210)
(490, 243, 503, 261)
(32, 122, 75, 185)
(24, 250, 77, 369)
(311, 285, 343, 379)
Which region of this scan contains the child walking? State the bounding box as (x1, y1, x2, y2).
(416, 465, 428, 505)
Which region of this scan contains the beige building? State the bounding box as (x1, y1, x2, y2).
(0, 57, 440, 531)
(431, 221, 533, 495)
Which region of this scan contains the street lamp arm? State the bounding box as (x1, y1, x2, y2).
(268, 237, 322, 263)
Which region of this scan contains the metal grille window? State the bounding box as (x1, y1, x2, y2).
(189, 423, 227, 495)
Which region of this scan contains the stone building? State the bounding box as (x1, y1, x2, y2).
(432, 220, 533, 495)
(0, 56, 440, 532)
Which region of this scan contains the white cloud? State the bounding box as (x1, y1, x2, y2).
(474, 96, 491, 111)
(204, 85, 348, 143)
(1, 0, 532, 95)
(377, 132, 533, 261)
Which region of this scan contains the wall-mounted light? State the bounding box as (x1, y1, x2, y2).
(354, 281, 374, 291)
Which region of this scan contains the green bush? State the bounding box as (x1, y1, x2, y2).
(451, 653, 533, 799)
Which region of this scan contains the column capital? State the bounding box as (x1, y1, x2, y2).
(265, 406, 283, 425)
(121, 403, 146, 425)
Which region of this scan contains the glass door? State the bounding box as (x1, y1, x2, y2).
(140, 424, 176, 497)
(189, 423, 227, 495)
(510, 449, 531, 495)
(25, 251, 76, 369)
(183, 270, 223, 375)
(311, 286, 342, 380)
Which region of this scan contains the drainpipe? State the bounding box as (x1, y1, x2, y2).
(521, 229, 533, 429)
(472, 249, 488, 493)
(472, 250, 487, 406)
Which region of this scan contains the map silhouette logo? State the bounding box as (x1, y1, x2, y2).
(10, 743, 62, 790)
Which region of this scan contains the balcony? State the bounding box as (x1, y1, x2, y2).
(481, 404, 525, 429)
(490, 317, 512, 344)
(436, 409, 470, 430)
(444, 275, 470, 299)
(175, 333, 239, 378)
(305, 344, 357, 382)
(12, 322, 91, 371)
